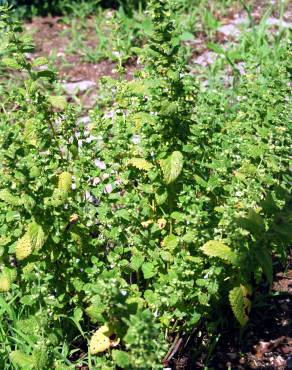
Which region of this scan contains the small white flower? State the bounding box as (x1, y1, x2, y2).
(93, 177, 101, 185)
(94, 159, 106, 170)
(104, 184, 113, 194)
(131, 135, 141, 144)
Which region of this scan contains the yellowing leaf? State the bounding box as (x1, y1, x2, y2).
(89, 326, 111, 354)
(58, 172, 72, 192)
(0, 267, 17, 292)
(201, 240, 237, 265)
(15, 234, 33, 261)
(157, 218, 167, 229)
(9, 351, 34, 368)
(229, 285, 251, 326)
(0, 273, 11, 292)
(27, 222, 45, 252)
(141, 220, 154, 228)
(48, 95, 67, 110)
(128, 158, 153, 171)
(160, 151, 183, 184)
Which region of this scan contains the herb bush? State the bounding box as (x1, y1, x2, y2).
(0, 1, 291, 368)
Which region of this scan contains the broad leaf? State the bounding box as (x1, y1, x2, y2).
(201, 240, 237, 265)
(229, 285, 251, 326)
(160, 151, 183, 184)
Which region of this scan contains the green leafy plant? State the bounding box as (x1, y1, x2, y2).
(0, 1, 291, 368)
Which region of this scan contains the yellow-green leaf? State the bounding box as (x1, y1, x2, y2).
(229, 285, 251, 326)
(160, 151, 183, 185)
(48, 95, 67, 110)
(58, 172, 72, 192)
(27, 222, 45, 252)
(201, 240, 237, 265)
(2, 57, 21, 70)
(128, 158, 153, 171)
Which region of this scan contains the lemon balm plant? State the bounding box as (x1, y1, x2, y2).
(0, 1, 291, 369)
(89, 0, 291, 363)
(0, 6, 102, 368)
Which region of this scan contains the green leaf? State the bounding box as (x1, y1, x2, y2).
(142, 262, 157, 279)
(162, 234, 178, 250)
(0, 235, 11, 246)
(155, 190, 168, 205)
(32, 57, 48, 67)
(160, 250, 174, 262)
(130, 254, 145, 271)
(255, 248, 273, 285)
(20, 295, 35, 306)
(144, 289, 159, 305)
(180, 31, 194, 41)
(36, 70, 55, 80)
(229, 285, 251, 326)
(201, 240, 237, 265)
(160, 151, 183, 184)
(2, 57, 21, 69)
(170, 212, 185, 222)
(237, 209, 265, 235)
(33, 345, 48, 368)
(9, 351, 34, 369)
(112, 350, 131, 368)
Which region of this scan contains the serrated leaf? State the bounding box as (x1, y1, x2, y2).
(160, 151, 183, 185)
(0, 235, 11, 246)
(0, 189, 20, 206)
(9, 351, 35, 369)
(33, 345, 48, 368)
(112, 350, 131, 368)
(48, 95, 67, 110)
(160, 250, 174, 262)
(128, 158, 153, 171)
(201, 240, 237, 265)
(131, 112, 156, 127)
(155, 190, 168, 205)
(237, 209, 265, 235)
(162, 234, 178, 250)
(27, 222, 45, 252)
(142, 262, 157, 279)
(2, 57, 21, 69)
(23, 119, 38, 147)
(229, 285, 251, 326)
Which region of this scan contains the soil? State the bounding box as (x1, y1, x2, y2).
(24, 15, 137, 108)
(24, 16, 120, 81)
